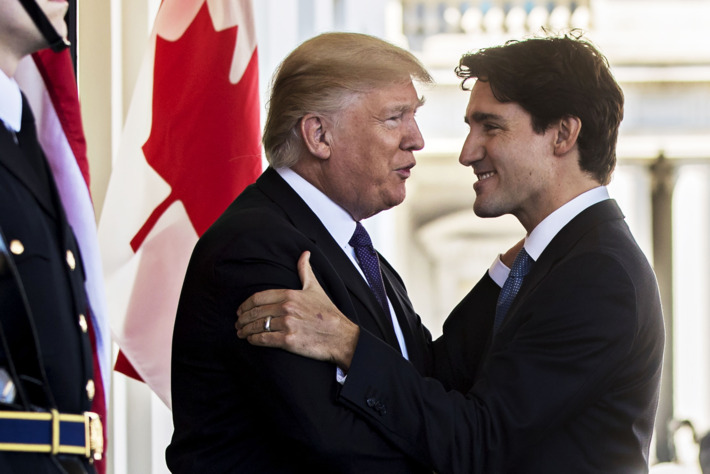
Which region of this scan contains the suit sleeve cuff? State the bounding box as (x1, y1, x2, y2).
(338, 329, 408, 411)
(336, 367, 347, 385)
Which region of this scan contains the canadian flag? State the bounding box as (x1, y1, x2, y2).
(99, 0, 262, 407)
(16, 48, 111, 474)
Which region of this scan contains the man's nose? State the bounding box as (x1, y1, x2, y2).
(459, 132, 484, 166)
(403, 118, 425, 151)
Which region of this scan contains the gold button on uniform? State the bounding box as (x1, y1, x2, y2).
(66, 250, 76, 270)
(79, 314, 88, 333)
(9, 240, 24, 255)
(86, 379, 95, 401)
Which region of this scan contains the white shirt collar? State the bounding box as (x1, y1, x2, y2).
(276, 167, 409, 359)
(525, 186, 610, 261)
(0, 69, 22, 133)
(276, 167, 357, 249)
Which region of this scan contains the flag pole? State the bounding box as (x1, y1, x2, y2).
(66, 0, 77, 75)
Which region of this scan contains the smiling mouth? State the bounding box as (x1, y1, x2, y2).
(476, 171, 496, 181)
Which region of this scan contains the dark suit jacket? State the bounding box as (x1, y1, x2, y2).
(0, 99, 95, 473)
(337, 199, 665, 474)
(168, 167, 433, 473)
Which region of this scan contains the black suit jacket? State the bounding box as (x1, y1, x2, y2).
(337, 199, 665, 474)
(0, 99, 95, 473)
(168, 167, 433, 473)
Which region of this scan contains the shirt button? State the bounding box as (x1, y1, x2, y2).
(66, 250, 76, 270)
(86, 379, 95, 401)
(9, 240, 24, 255)
(79, 314, 88, 333)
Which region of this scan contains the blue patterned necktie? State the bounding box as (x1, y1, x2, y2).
(349, 222, 388, 311)
(494, 247, 533, 334)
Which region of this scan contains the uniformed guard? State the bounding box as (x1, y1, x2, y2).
(0, 1, 102, 472)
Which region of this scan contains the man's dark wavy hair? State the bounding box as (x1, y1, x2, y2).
(455, 31, 623, 185)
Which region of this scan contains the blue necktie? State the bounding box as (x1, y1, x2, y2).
(494, 247, 533, 333)
(349, 222, 388, 311)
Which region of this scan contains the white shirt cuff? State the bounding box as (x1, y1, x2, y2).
(488, 254, 510, 288)
(336, 367, 347, 385)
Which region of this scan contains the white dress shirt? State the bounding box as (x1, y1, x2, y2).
(276, 167, 409, 359)
(489, 186, 611, 286)
(0, 69, 23, 134)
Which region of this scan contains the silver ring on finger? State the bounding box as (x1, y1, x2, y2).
(264, 315, 272, 333)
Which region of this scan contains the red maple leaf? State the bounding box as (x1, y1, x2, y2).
(130, 2, 261, 252)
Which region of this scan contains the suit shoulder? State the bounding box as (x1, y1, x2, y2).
(199, 186, 292, 243)
(574, 217, 657, 285)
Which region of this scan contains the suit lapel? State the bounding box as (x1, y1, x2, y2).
(380, 259, 427, 371)
(500, 200, 625, 331)
(256, 168, 402, 350)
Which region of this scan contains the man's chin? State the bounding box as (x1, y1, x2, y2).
(386, 189, 407, 209)
(473, 202, 504, 219)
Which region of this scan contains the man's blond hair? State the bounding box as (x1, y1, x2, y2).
(263, 32, 432, 168)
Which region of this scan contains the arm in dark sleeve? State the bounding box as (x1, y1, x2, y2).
(430, 272, 498, 392)
(337, 254, 645, 473)
(169, 217, 431, 473)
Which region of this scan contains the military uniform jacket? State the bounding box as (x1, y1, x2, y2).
(0, 97, 95, 473)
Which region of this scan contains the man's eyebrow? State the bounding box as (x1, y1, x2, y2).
(404, 96, 427, 110)
(464, 111, 504, 125)
(384, 96, 426, 115)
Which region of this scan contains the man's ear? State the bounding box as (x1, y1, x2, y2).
(300, 114, 331, 160)
(553, 115, 582, 156)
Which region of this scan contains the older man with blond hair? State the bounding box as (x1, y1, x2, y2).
(168, 32, 435, 473)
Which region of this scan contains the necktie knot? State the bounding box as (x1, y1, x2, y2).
(509, 247, 533, 278)
(349, 222, 374, 250)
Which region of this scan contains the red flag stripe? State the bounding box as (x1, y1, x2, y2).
(17, 49, 111, 474)
(32, 49, 90, 188)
